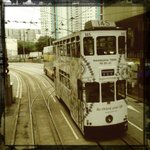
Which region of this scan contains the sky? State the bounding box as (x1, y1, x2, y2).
(5, 7, 41, 29)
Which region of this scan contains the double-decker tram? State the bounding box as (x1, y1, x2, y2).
(43, 45, 55, 80)
(53, 20, 128, 138)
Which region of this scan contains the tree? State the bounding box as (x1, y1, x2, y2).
(35, 36, 55, 53)
(18, 40, 36, 54)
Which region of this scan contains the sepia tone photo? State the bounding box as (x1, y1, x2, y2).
(0, 0, 149, 149)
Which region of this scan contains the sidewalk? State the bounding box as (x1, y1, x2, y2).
(127, 83, 144, 102)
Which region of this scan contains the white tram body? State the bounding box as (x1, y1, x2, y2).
(53, 20, 128, 138)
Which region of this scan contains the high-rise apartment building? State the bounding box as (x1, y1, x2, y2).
(67, 6, 100, 33)
(40, 6, 100, 38)
(40, 7, 53, 36)
(40, 7, 67, 39)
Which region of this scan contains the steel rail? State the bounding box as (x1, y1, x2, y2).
(10, 69, 35, 146)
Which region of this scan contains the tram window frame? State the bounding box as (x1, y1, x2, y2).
(83, 37, 94, 56)
(101, 82, 114, 103)
(96, 36, 116, 55)
(118, 36, 125, 54)
(85, 82, 99, 103)
(116, 80, 126, 100)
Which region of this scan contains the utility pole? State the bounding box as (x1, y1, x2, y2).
(54, 1, 57, 40)
(23, 30, 25, 62)
(100, 0, 104, 21)
(0, 2, 5, 129)
(0, 2, 13, 147)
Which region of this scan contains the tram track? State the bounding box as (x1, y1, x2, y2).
(8, 64, 145, 148)
(9, 68, 64, 147)
(9, 70, 35, 147)
(36, 79, 64, 146)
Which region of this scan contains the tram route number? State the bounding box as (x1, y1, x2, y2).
(85, 33, 91, 37)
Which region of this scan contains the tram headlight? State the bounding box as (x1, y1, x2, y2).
(105, 115, 113, 123)
(123, 115, 128, 121)
(86, 120, 92, 126)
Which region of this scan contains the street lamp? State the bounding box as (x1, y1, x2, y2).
(25, 29, 30, 42)
(23, 30, 25, 62)
(70, 17, 74, 33)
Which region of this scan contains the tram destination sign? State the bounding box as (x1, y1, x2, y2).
(84, 20, 116, 30)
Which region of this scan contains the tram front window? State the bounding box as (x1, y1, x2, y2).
(102, 82, 114, 102)
(97, 36, 116, 55)
(116, 80, 126, 100)
(85, 82, 99, 102)
(83, 37, 94, 56)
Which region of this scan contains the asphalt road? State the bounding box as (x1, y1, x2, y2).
(4, 62, 147, 149)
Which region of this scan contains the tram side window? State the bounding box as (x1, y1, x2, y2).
(101, 82, 114, 102)
(116, 80, 126, 100)
(85, 82, 99, 103)
(118, 36, 125, 54)
(97, 36, 116, 55)
(83, 37, 94, 56)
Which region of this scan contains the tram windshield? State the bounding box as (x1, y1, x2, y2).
(85, 82, 99, 102)
(101, 82, 114, 102)
(83, 37, 94, 56)
(116, 80, 126, 100)
(97, 36, 116, 55)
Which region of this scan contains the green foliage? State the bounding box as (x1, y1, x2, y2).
(18, 40, 36, 54)
(17, 36, 55, 54)
(35, 36, 55, 53)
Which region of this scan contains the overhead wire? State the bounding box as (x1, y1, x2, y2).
(5, 7, 144, 31)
